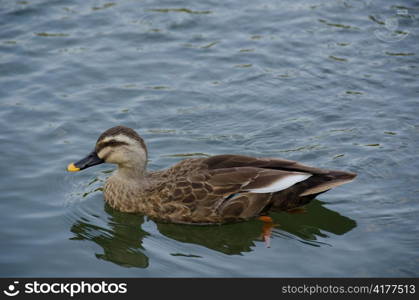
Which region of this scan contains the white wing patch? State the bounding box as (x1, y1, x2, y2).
(247, 173, 312, 193)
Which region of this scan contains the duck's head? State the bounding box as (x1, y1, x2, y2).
(67, 126, 148, 173)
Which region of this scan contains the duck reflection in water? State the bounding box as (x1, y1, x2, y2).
(70, 200, 356, 268)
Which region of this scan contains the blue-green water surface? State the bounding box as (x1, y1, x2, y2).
(1, 0, 418, 277)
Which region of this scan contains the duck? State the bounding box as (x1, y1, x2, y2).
(67, 125, 356, 225)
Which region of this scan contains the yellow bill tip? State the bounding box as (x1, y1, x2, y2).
(67, 163, 80, 172)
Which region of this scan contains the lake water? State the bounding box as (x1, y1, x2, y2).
(1, 0, 418, 277)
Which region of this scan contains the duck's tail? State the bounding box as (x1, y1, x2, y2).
(268, 170, 357, 212)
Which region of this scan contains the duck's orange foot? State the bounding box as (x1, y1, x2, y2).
(258, 216, 273, 223)
(258, 216, 276, 248)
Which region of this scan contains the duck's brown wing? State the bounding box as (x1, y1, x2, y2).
(204, 154, 356, 196)
(205, 154, 329, 175)
(176, 164, 309, 222)
(200, 155, 356, 218)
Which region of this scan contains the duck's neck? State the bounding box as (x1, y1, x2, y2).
(105, 164, 149, 213)
(113, 148, 148, 182)
(115, 164, 147, 182)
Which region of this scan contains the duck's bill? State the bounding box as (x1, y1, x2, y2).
(67, 151, 104, 172)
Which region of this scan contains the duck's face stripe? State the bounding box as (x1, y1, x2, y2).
(95, 140, 129, 154)
(96, 125, 147, 153)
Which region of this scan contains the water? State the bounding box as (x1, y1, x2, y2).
(1, 0, 418, 277)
